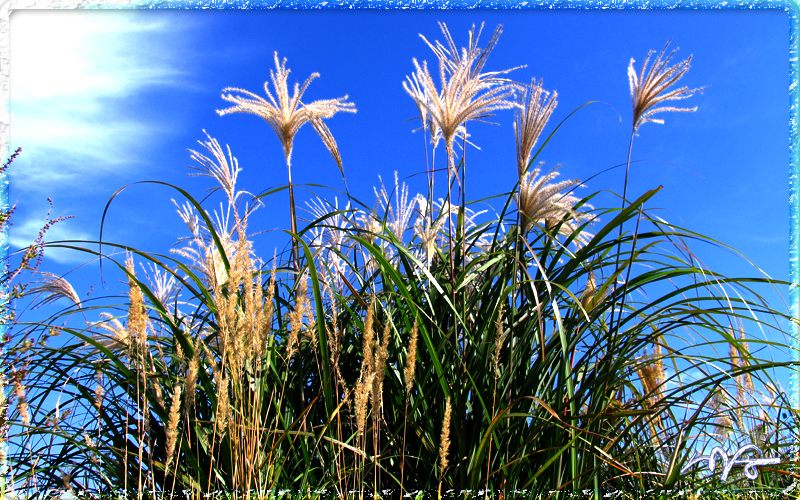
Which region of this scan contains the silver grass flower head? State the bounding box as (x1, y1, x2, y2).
(403, 23, 522, 171)
(711, 389, 734, 440)
(413, 197, 485, 267)
(355, 211, 383, 245)
(515, 79, 558, 178)
(405, 69, 440, 141)
(90, 313, 130, 353)
(29, 272, 81, 310)
(303, 197, 351, 284)
(375, 172, 420, 241)
(187, 131, 249, 209)
(171, 201, 254, 289)
(413, 197, 449, 268)
(218, 51, 356, 170)
(303, 197, 351, 253)
(140, 262, 180, 308)
(420, 22, 517, 85)
(629, 41, 705, 133)
(515, 163, 593, 246)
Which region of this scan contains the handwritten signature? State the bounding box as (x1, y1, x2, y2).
(680, 444, 780, 481)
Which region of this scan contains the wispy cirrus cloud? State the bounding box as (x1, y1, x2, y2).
(9, 10, 193, 194)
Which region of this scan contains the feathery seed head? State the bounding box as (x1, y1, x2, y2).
(11, 372, 29, 426)
(733, 326, 754, 408)
(90, 313, 130, 353)
(638, 346, 665, 406)
(356, 212, 383, 245)
(287, 274, 309, 363)
(371, 319, 391, 413)
(362, 295, 376, 376)
(304, 197, 351, 252)
(257, 258, 277, 361)
(629, 41, 704, 133)
(215, 375, 230, 441)
(188, 131, 248, 209)
(355, 295, 378, 438)
(94, 370, 104, 411)
(83, 432, 99, 465)
(136, 263, 182, 321)
(171, 199, 254, 291)
(185, 341, 199, 411)
(404, 23, 522, 175)
(304, 197, 352, 287)
(375, 172, 420, 241)
(579, 269, 608, 314)
(515, 79, 558, 178)
(515, 164, 593, 246)
(29, 272, 82, 310)
(218, 52, 356, 170)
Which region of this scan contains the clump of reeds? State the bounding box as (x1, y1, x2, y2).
(4, 24, 796, 500)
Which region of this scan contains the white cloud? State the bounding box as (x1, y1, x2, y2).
(9, 10, 191, 193)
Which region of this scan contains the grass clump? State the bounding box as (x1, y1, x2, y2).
(2, 23, 798, 500)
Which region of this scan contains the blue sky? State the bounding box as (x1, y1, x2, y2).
(7, 9, 793, 381)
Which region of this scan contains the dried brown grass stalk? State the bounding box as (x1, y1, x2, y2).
(125, 255, 148, 353)
(287, 275, 310, 363)
(355, 297, 377, 441)
(184, 340, 199, 412)
(712, 389, 734, 441)
(438, 397, 452, 481)
(165, 381, 182, 470)
(403, 319, 419, 398)
(11, 369, 29, 427)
